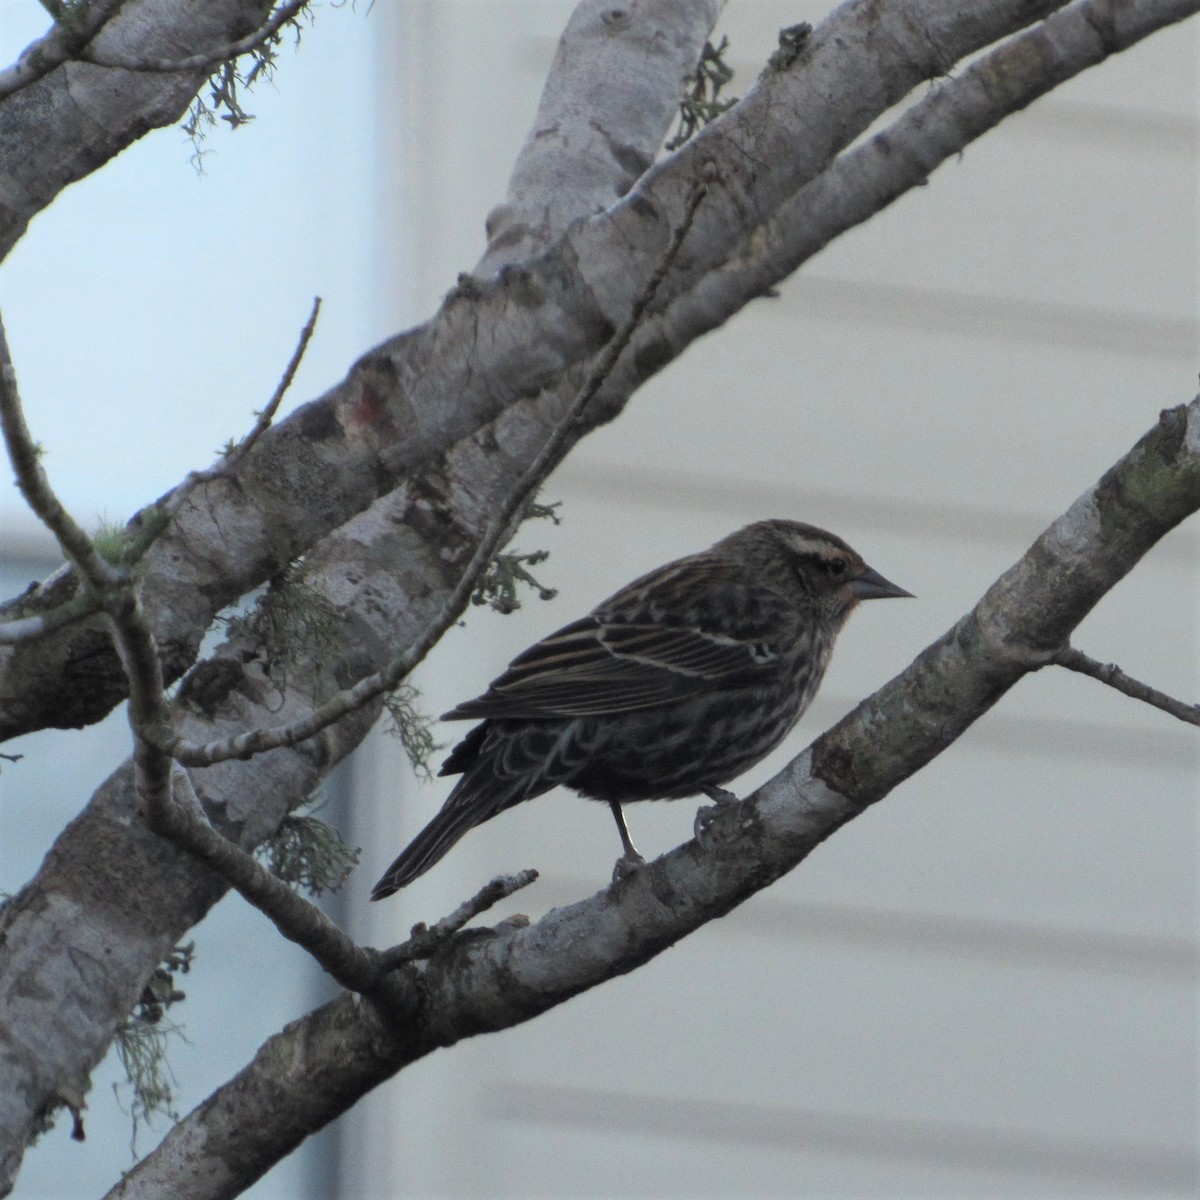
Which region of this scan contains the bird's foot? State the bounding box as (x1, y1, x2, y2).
(611, 849, 646, 884)
(694, 786, 741, 845)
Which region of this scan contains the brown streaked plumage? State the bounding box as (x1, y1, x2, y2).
(371, 520, 911, 899)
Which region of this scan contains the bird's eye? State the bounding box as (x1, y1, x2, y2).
(825, 558, 848, 577)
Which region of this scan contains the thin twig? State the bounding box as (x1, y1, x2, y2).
(0, 311, 177, 820)
(225, 296, 321, 468)
(0, 310, 389, 988)
(376, 870, 540, 969)
(81, 1, 309, 74)
(154, 785, 536, 989)
(123, 297, 322, 566)
(0, 591, 97, 646)
(0, 300, 319, 644)
(161, 172, 716, 769)
(1054, 645, 1200, 726)
(0, 315, 123, 593)
(161, 773, 382, 992)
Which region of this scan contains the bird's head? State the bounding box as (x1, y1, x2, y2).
(722, 519, 912, 620)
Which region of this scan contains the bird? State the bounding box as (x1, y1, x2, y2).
(370, 519, 911, 900)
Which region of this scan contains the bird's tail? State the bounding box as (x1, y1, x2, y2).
(370, 773, 523, 900)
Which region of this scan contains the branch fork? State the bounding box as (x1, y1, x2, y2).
(0, 174, 712, 1001)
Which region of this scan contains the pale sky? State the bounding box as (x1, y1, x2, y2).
(0, 2, 383, 542)
(0, 9, 384, 1197)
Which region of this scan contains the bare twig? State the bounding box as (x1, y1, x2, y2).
(0, 591, 97, 646)
(160, 173, 716, 769)
(376, 870, 540, 970)
(1, 309, 389, 988)
(1054, 645, 1200, 726)
(81, 1, 309, 74)
(222, 296, 321, 468)
(157, 773, 381, 992)
(142, 773, 536, 990)
(0, 316, 124, 594)
(0, 312, 178, 828)
(123, 297, 322, 567)
(0, 300, 319, 645)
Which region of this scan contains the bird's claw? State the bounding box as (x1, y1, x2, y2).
(694, 804, 721, 845)
(611, 850, 646, 884)
(695, 786, 741, 847)
(702, 786, 739, 806)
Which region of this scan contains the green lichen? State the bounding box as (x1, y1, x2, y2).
(258, 794, 360, 896)
(113, 943, 194, 1151)
(384, 682, 443, 780)
(667, 36, 738, 151)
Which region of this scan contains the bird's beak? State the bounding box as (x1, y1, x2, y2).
(851, 566, 913, 600)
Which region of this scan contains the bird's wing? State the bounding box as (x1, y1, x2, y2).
(444, 587, 790, 721)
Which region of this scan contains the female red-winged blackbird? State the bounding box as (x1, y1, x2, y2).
(371, 520, 910, 899)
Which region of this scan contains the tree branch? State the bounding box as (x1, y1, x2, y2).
(4, 2, 1197, 1189)
(0, 298, 318, 649)
(151, 772, 382, 992)
(0, 0, 128, 101)
(0, 315, 124, 593)
(0, 0, 282, 261)
(124, 297, 321, 567)
(0, 588, 94, 646)
(0, 0, 1078, 742)
(376, 869, 540, 970)
(158, 175, 713, 769)
(606, 0, 1200, 407)
(104, 396, 1200, 1200)
(1054, 645, 1200, 725)
(80, 1, 308, 74)
(475, 0, 722, 273)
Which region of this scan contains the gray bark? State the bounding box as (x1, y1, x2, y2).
(0, 0, 1074, 741)
(106, 400, 1200, 1200)
(0, 1, 719, 1190)
(0, 0, 1196, 1195)
(0, 0, 272, 260)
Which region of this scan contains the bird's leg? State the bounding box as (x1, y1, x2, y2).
(608, 799, 645, 882)
(694, 784, 741, 843)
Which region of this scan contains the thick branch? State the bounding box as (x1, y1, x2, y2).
(0, 0, 1075, 742)
(642, 0, 1200, 346)
(475, 0, 722, 272)
(160, 176, 712, 769)
(0, 0, 128, 101)
(106, 397, 1200, 1200)
(81, 1, 307, 74)
(0, 0, 277, 259)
